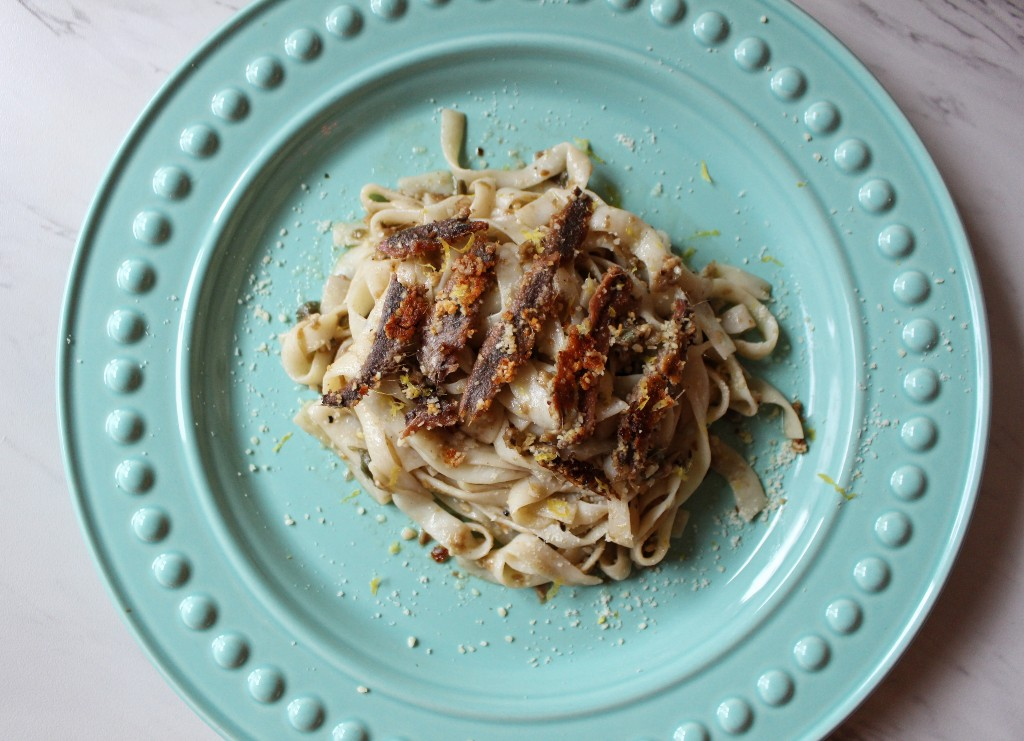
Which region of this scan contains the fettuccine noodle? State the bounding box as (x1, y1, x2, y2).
(280, 111, 804, 589)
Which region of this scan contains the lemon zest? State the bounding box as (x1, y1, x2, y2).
(543, 498, 573, 522)
(818, 473, 855, 501)
(700, 160, 713, 184)
(545, 581, 562, 601)
(572, 137, 605, 164)
(272, 432, 293, 453)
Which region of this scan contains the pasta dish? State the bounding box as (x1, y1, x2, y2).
(280, 110, 804, 589)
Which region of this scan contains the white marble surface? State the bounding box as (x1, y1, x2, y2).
(2, 1, 1021, 738)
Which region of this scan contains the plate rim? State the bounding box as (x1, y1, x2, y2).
(778, 2, 991, 731)
(56, 3, 284, 738)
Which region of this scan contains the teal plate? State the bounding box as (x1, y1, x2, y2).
(58, 1, 989, 739)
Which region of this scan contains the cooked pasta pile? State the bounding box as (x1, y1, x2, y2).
(280, 110, 803, 588)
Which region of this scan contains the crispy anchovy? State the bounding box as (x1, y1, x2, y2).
(459, 190, 594, 424)
(535, 447, 615, 499)
(457, 264, 553, 422)
(612, 299, 699, 484)
(551, 266, 633, 446)
(401, 396, 460, 438)
(377, 214, 488, 259)
(505, 428, 613, 499)
(538, 186, 594, 265)
(322, 274, 429, 408)
(418, 241, 498, 384)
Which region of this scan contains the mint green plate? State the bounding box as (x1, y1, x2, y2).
(58, 1, 988, 739)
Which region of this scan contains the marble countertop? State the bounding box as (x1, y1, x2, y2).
(2, 1, 1021, 738)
